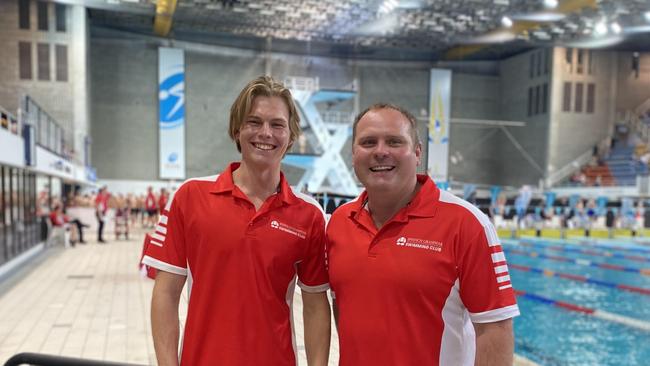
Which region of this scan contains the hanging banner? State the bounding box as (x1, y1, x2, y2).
(427, 69, 451, 183)
(158, 47, 185, 179)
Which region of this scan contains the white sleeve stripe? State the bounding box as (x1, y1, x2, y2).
(141, 256, 187, 276)
(494, 265, 509, 274)
(149, 240, 163, 247)
(292, 190, 327, 221)
(497, 274, 511, 283)
(155, 225, 167, 234)
(499, 284, 513, 290)
(151, 232, 165, 242)
(491, 252, 506, 263)
(438, 190, 501, 247)
(159, 215, 168, 224)
(297, 280, 330, 293)
(470, 304, 520, 323)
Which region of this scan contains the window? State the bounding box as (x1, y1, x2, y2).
(536, 51, 542, 77)
(577, 49, 584, 74)
(534, 85, 541, 115)
(55, 3, 66, 32)
(586, 83, 595, 113)
(37, 1, 48, 31)
(37, 43, 49, 81)
(563, 82, 572, 112)
(0, 166, 5, 263)
(575, 83, 584, 112)
(565, 48, 573, 73)
(588, 50, 594, 75)
(18, 0, 30, 30)
(529, 53, 535, 79)
(542, 83, 548, 114)
(544, 48, 550, 75)
(55, 45, 67, 82)
(18, 42, 32, 80)
(528, 87, 533, 117)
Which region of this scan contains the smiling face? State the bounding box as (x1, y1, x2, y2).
(236, 96, 291, 169)
(352, 107, 421, 196)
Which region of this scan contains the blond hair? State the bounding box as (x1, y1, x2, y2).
(228, 76, 300, 152)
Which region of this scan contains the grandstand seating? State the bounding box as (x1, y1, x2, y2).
(604, 144, 648, 186)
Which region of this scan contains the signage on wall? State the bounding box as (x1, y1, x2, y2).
(34, 147, 75, 180)
(158, 47, 186, 179)
(427, 69, 451, 183)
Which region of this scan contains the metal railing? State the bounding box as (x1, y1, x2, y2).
(283, 76, 319, 92)
(4, 352, 145, 366)
(545, 135, 611, 188)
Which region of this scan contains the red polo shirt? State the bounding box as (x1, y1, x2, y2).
(142, 162, 329, 366)
(327, 175, 519, 366)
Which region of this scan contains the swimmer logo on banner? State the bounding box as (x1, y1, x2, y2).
(427, 69, 451, 183)
(158, 47, 185, 179)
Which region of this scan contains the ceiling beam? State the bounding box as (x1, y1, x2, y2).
(444, 0, 597, 60)
(153, 0, 178, 37)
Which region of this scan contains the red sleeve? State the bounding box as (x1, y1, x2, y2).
(296, 212, 329, 293)
(457, 218, 519, 323)
(141, 188, 187, 276)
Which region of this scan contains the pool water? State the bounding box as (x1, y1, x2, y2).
(503, 237, 650, 366)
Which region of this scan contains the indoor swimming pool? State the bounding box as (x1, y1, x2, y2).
(503, 237, 650, 366)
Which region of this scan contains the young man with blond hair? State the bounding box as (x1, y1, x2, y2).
(144, 76, 331, 366)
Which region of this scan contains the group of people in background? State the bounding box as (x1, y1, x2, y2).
(38, 185, 172, 246)
(488, 192, 649, 231)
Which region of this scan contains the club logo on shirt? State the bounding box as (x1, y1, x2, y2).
(270, 220, 306, 239)
(395, 236, 443, 252)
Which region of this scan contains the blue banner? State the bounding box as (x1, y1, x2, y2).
(158, 47, 185, 179)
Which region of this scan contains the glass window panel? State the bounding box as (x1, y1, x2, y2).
(18, 0, 30, 29)
(37, 43, 50, 81)
(587, 83, 596, 114)
(575, 83, 584, 112)
(37, 1, 48, 31)
(55, 44, 67, 82)
(18, 42, 32, 80)
(563, 82, 572, 112)
(55, 3, 66, 32)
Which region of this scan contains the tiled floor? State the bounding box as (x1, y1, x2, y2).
(0, 229, 533, 366)
(0, 229, 339, 365)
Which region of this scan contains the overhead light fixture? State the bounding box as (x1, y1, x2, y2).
(644, 11, 650, 22)
(543, 0, 558, 9)
(594, 21, 608, 35)
(501, 16, 513, 27)
(611, 22, 622, 34)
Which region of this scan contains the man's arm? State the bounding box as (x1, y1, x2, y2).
(302, 291, 331, 366)
(151, 271, 186, 366)
(473, 318, 514, 366)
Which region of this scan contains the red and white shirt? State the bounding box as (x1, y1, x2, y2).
(142, 162, 329, 366)
(326, 175, 519, 366)
(145, 192, 157, 211)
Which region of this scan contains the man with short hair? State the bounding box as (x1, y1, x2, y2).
(326, 103, 519, 365)
(143, 76, 331, 366)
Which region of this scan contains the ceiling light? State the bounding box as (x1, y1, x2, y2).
(644, 12, 650, 22)
(594, 21, 608, 35)
(543, 0, 558, 9)
(501, 16, 513, 27)
(611, 22, 621, 34)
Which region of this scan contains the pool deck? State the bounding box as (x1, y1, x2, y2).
(0, 229, 537, 365)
